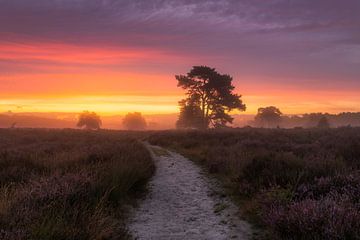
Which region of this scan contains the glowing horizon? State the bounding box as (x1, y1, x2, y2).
(2, 90, 360, 116)
(1, 1, 359, 117)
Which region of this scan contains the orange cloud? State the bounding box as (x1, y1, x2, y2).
(0, 41, 172, 65)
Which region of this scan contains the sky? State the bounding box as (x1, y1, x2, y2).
(1, 0, 360, 116)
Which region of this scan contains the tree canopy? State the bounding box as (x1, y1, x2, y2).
(255, 106, 282, 128)
(176, 66, 246, 129)
(77, 111, 102, 130)
(122, 112, 147, 130)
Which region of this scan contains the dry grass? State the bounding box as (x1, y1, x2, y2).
(151, 146, 170, 157)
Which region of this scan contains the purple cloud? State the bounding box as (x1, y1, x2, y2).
(0, 0, 359, 90)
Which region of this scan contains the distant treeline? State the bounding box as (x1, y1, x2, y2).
(249, 112, 360, 128)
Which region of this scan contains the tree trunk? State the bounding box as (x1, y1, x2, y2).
(201, 96, 208, 129)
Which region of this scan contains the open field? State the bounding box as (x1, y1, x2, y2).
(2, 128, 360, 239)
(0, 129, 154, 240)
(148, 128, 360, 239)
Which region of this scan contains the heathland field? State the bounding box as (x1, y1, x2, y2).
(1, 128, 360, 240)
(149, 128, 360, 239)
(0, 129, 154, 240)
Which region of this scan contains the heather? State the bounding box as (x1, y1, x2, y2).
(0, 129, 154, 240)
(148, 128, 360, 239)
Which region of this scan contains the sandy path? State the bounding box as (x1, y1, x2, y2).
(128, 145, 252, 240)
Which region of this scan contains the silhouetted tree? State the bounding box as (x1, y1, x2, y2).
(123, 112, 147, 130)
(317, 116, 330, 128)
(176, 99, 203, 129)
(77, 111, 102, 130)
(176, 66, 246, 129)
(256, 112, 360, 128)
(255, 106, 282, 128)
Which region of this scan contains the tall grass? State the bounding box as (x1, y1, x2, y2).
(148, 128, 360, 239)
(0, 129, 154, 240)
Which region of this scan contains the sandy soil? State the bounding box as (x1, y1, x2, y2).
(128, 145, 252, 240)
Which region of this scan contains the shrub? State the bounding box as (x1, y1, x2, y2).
(266, 196, 360, 240)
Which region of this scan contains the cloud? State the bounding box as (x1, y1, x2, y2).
(1, 0, 358, 43)
(0, 0, 359, 89)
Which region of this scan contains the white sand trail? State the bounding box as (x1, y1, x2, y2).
(128, 145, 252, 240)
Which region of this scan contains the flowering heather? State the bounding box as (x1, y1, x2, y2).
(0, 129, 154, 240)
(149, 128, 360, 239)
(266, 195, 360, 239)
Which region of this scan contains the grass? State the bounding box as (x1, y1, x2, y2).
(148, 127, 360, 239)
(0, 128, 155, 240)
(151, 146, 170, 157)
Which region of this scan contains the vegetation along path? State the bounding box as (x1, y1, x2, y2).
(128, 144, 252, 240)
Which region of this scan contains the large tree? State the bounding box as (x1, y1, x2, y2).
(255, 106, 282, 128)
(176, 66, 246, 129)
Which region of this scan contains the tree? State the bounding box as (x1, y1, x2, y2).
(77, 111, 102, 130)
(255, 106, 282, 128)
(317, 116, 330, 128)
(176, 66, 246, 129)
(176, 99, 203, 129)
(123, 112, 147, 130)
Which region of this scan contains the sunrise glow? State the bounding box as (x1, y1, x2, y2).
(1, 0, 360, 127)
